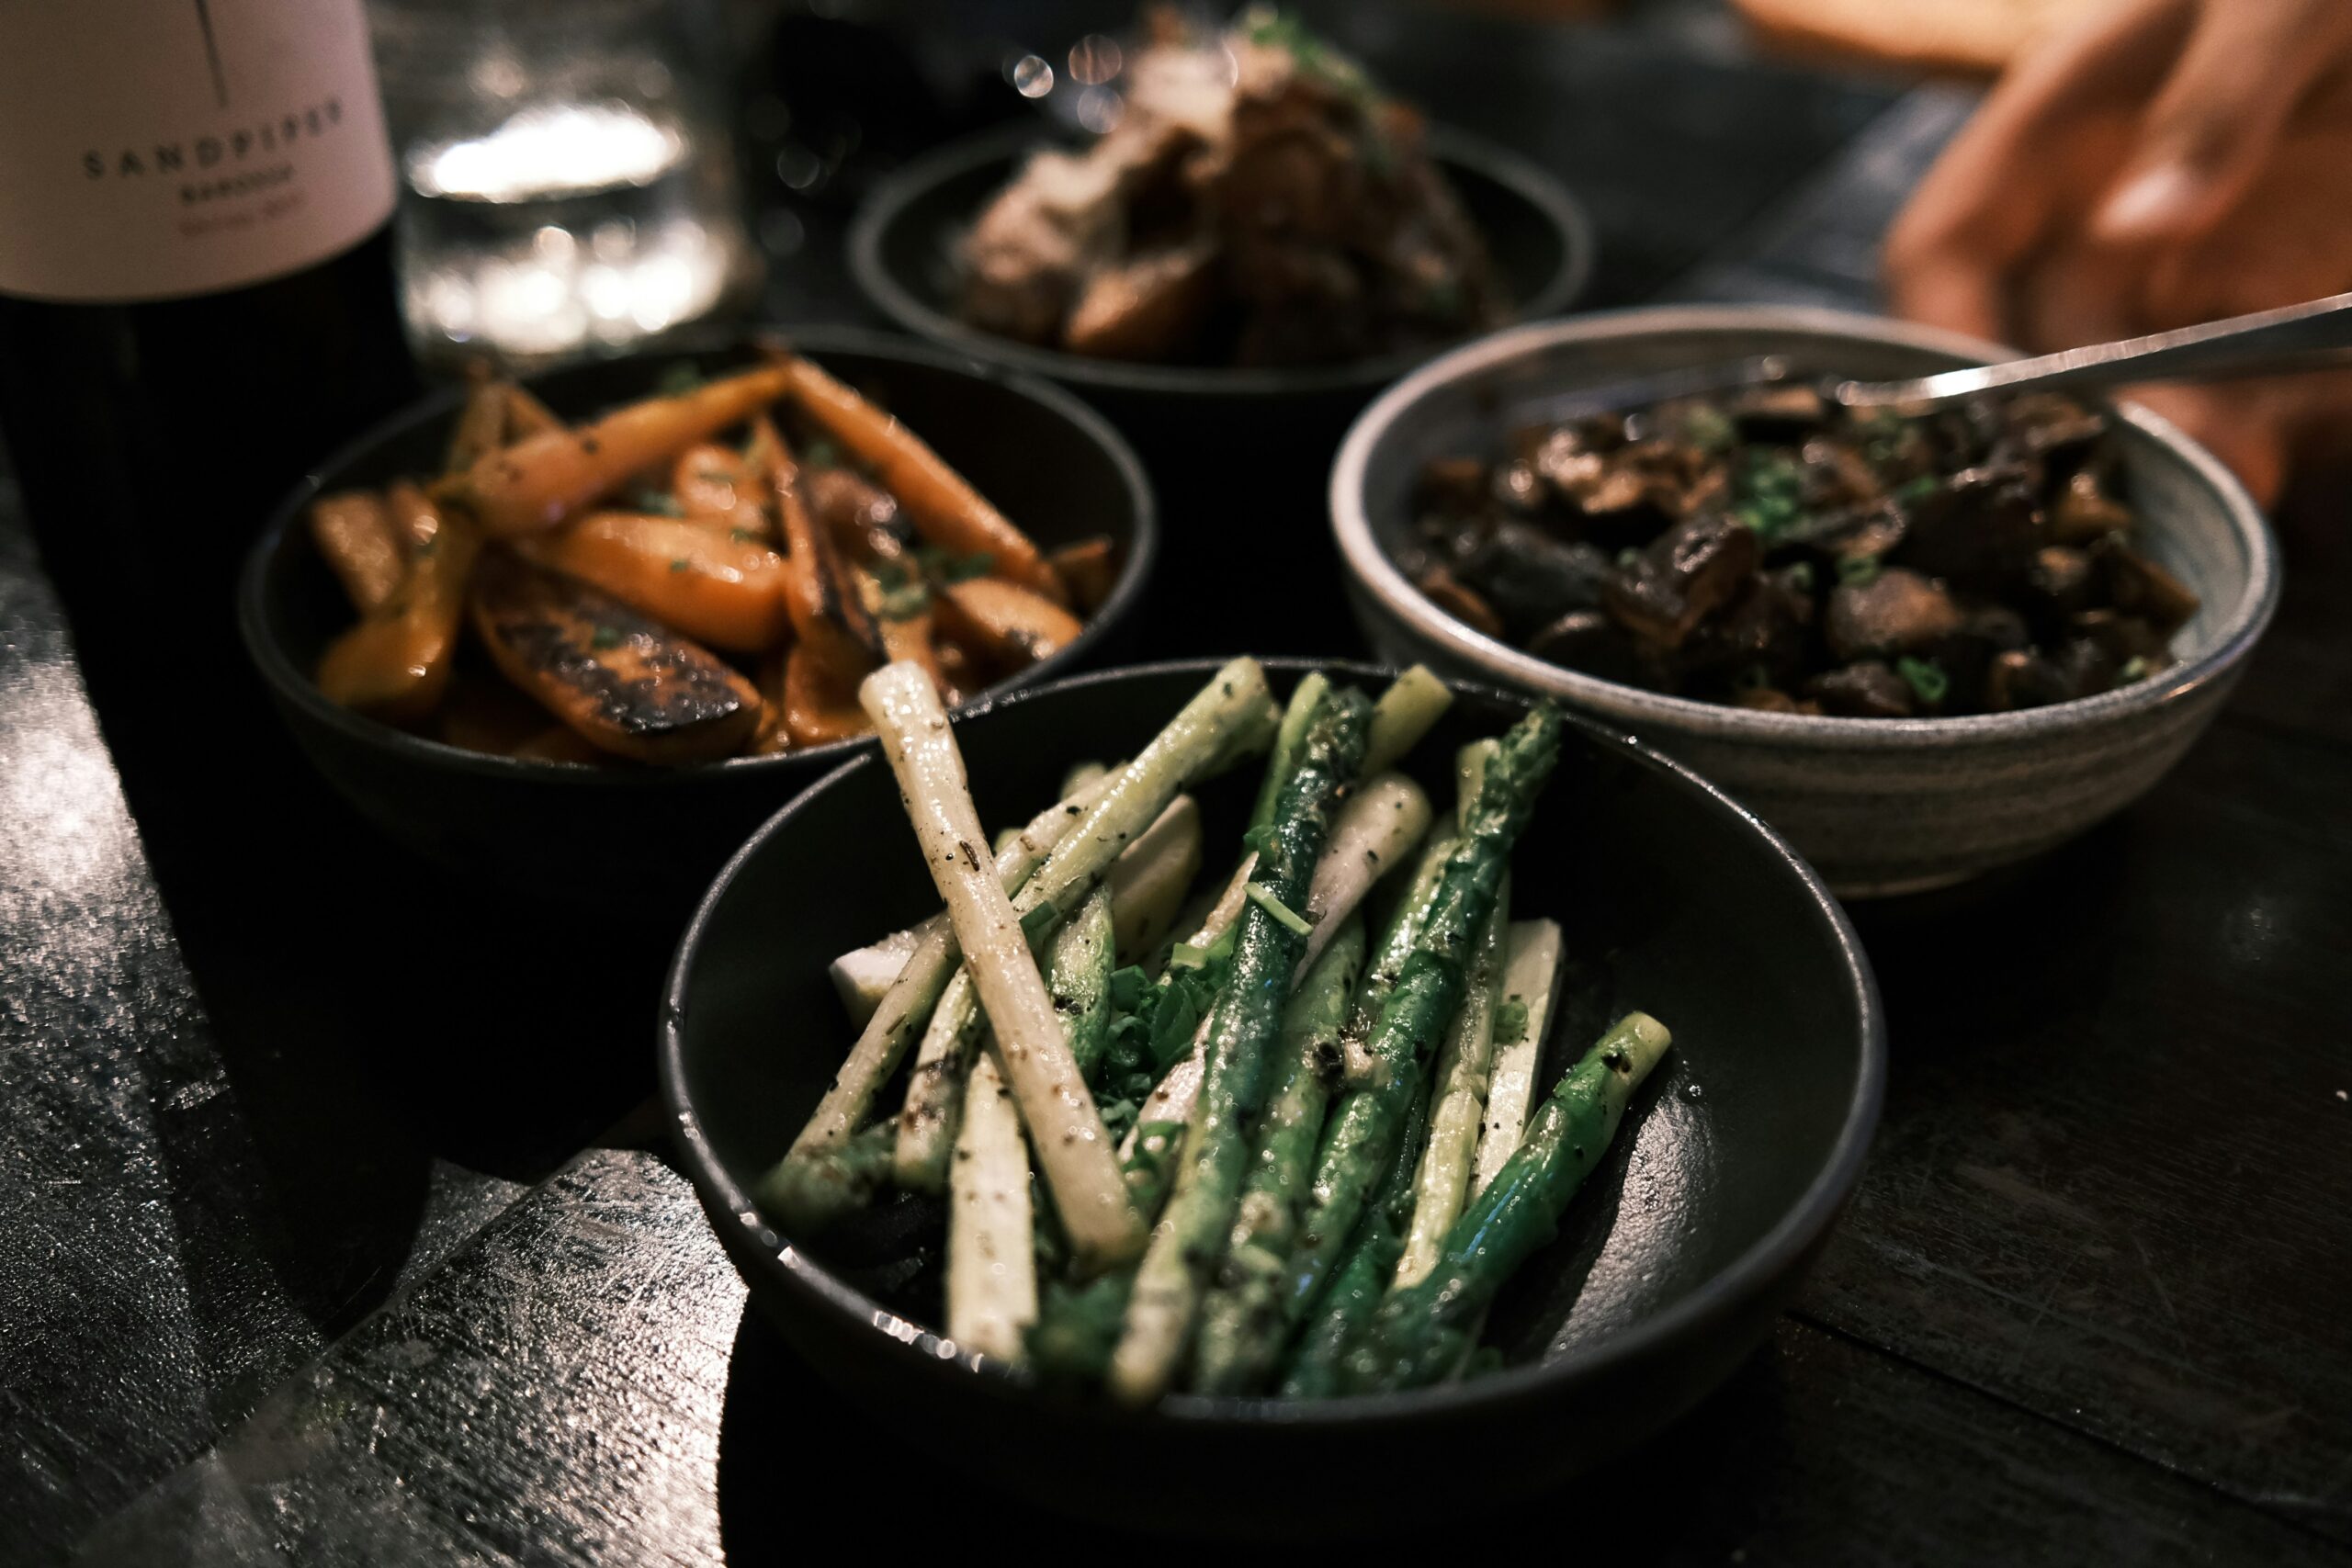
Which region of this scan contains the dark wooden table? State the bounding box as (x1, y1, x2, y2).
(6, 6, 2347, 1564)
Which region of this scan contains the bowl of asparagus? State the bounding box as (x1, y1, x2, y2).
(661, 656, 1883, 1525)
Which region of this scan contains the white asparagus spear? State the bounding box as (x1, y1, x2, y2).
(894, 793, 1204, 1191)
(829, 925, 918, 1029)
(1467, 918, 1566, 1199)
(945, 1050, 1036, 1361)
(793, 659, 1271, 1160)
(1295, 773, 1431, 977)
(860, 662, 1145, 1269)
(793, 767, 1123, 1155)
(1106, 795, 1202, 966)
(1360, 664, 1453, 775)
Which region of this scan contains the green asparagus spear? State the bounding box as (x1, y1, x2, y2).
(1107, 686, 1373, 1403)
(1337, 1012, 1672, 1394)
(1278, 1089, 1433, 1399)
(1188, 914, 1366, 1394)
(1394, 866, 1511, 1288)
(1248, 671, 1330, 831)
(1280, 703, 1565, 1332)
(1190, 826, 1457, 1394)
(753, 1122, 896, 1235)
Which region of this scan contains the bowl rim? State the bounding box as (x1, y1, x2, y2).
(657, 653, 1887, 1427)
(235, 322, 1159, 786)
(845, 122, 1599, 401)
(1329, 304, 2283, 749)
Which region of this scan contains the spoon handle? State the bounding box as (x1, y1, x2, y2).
(1837, 289, 2352, 410)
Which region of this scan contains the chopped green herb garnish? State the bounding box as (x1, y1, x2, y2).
(589, 626, 623, 650)
(1679, 402, 1737, 455)
(1240, 822, 1279, 858)
(1169, 942, 1213, 972)
(1106, 965, 1150, 1012)
(801, 438, 841, 469)
(916, 546, 995, 584)
(634, 489, 684, 517)
(1896, 655, 1951, 705)
(1838, 554, 1883, 588)
(1614, 547, 1642, 570)
(669, 558, 691, 573)
(2118, 655, 2151, 682)
(1492, 998, 1529, 1045)
(1897, 474, 1943, 504)
(1019, 901, 1059, 941)
(729, 527, 761, 545)
(655, 362, 707, 398)
(1244, 883, 1313, 938)
(1782, 560, 1815, 593)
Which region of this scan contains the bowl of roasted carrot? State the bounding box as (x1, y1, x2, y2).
(240, 326, 1154, 908)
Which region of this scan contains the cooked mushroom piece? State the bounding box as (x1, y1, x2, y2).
(2052, 468, 2134, 544)
(1984, 649, 2073, 711)
(1825, 567, 1964, 662)
(2028, 545, 2097, 621)
(1459, 523, 1613, 636)
(1897, 467, 2041, 588)
(1603, 513, 1760, 648)
(1807, 661, 1915, 717)
(1415, 562, 1504, 640)
(1524, 608, 1651, 685)
(2092, 536, 2200, 634)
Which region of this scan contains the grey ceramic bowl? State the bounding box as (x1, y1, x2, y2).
(1331, 307, 2281, 897)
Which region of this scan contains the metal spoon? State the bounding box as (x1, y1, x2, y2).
(1836, 288, 2352, 410)
(1525, 290, 2352, 425)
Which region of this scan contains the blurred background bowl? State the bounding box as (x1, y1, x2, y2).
(661, 657, 1882, 1529)
(240, 325, 1155, 919)
(847, 123, 1596, 460)
(1331, 306, 2280, 897)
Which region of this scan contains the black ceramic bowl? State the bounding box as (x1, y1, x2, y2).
(847, 125, 1596, 455)
(660, 657, 1883, 1529)
(239, 326, 1155, 915)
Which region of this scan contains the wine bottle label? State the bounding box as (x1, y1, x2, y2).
(0, 0, 398, 304)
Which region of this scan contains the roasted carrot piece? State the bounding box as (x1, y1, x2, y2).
(932, 577, 1083, 673)
(469, 550, 761, 763)
(1046, 536, 1118, 615)
(308, 491, 406, 612)
(782, 639, 871, 747)
(752, 415, 881, 680)
(804, 467, 904, 561)
(385, 479, 445, 552)
(672, 443, 774, 541)
(526, 511, 792, 653)
(445, 378, 510, 475)
(315, 501, 480, 724)
(781, 355, 1064, 604)
(875, 598, 946, 696)
(503, 383, 563, 439)
(456, 364, 794, 536)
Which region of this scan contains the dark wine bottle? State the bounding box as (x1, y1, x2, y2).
(0, 0, 419, 676)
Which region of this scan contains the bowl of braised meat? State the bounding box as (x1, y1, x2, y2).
(847, 9, 1592, 444)
(1331, 307, 2279, 896)
(240, 327, 1153, 914)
